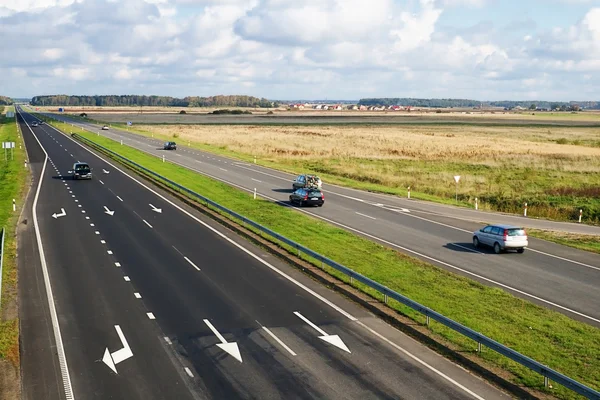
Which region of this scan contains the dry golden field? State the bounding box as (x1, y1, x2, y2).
(133, 123, 600, 221)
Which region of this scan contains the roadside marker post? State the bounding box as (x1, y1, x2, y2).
(12, 199, 16, 212)
(453, 176, 460, 202)
(254, 156, 257, 164)
(162, 155, 165, 163)
(475, 197, 478, 210)
(407, 186, 411, 199)
(524, 202, 528, 217)
(579, 209, 582, 223)
(254, 188, 257, 200)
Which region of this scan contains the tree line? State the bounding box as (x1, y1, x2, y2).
(358, 98, 600, 110)
(0, 96, 13, 105)
(30, 95, 278, 108)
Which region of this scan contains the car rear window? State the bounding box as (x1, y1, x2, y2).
(307, 190, 322, 196)
(507, 228, 526, 236)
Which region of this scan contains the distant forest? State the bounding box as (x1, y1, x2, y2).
(30, 95, 278, 108)
(0, 96, 14, 105)
(358, 98, 600, 110)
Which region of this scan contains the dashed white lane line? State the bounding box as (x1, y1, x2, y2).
(81, 210, 86, 214)
(184, 257, 200, 271)
(115, 262, 121, 267)
(184, 367, 194, 378)
(134, 293, 142, 299)
(219, 168, 228, 172)
(252, 178, 262, 183)
(259, 323, 297, 356)
(74, 200, 78, 203)
(355, 212, 376, 220)
(90, 223, 95, 227)
(99, 180, 104, 185)
(85, 216, 90, 220)
(147, 312, 156, 320)
(107, 250, 113, 255)
(77, 204, 82, 208)
(116, 196, 123, 202)
(143, 220, 153, 228)
(124, 276, 130, 282)
(100, 240, 106, 244)
(71, 195, 75, 198)
(164, 337, 172, 345)
(94, 231, 99, 234)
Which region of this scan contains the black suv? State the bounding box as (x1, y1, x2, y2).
(289, 188, 324, 207)
(164, 141, 177, 150)
(71, 162, 92, 180)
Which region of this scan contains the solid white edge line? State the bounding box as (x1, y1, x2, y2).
(117, 196, 123, 202)
(143, 220, 153, 229)
(183, 256, 200, 271)
(147, 312, 156, 320)
(184, 367, 194, 378)
(355, 321, 485, 400)
(20, 113, 75, 400)
(259, 325, 297, 356)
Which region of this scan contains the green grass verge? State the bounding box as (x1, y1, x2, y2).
(0, 106, 27, 366)
(45, 118, 600, 399)
(527, 229, 600, 254)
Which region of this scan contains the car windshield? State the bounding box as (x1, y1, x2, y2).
(75, 165, 90, 173)
(507, 228, 526, 236)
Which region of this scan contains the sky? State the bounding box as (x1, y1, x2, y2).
(1, 0, 599, 101)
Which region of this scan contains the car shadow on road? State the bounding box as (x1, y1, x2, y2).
(272, 188, 294, 193)
(443, 242, 489, 253)
(52, 175, 72, 180)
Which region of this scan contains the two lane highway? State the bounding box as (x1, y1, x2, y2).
(19, 109, 510, 399)
(45, 112, 600, 326)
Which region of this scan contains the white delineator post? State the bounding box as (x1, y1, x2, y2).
(524, 202, 528, 217)
(579, 209, 582, 223)
(254, 188, 257, 200)
(475, 197, 478, 210)
(162, 155, 165, 163)
(453, 176, 461, 202)
(12, 199, 16, 212)
(254, 156, 257, 164)
(407, 186, 411, 199)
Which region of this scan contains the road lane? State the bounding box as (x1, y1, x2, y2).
(20, 108, 511, 399)
(42, 112, 600, 326)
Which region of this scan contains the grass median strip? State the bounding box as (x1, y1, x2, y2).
(49, 119, 599, 399)
(0, 106, 27, 368)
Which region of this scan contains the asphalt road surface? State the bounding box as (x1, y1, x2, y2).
(17, 108, 513, 399)
(42, 112, 600, 328)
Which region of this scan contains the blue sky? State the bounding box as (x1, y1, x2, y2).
(1, 0, 599, 101)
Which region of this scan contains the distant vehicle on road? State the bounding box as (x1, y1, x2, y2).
(39, 120, 44, 124)
(101, 125, 109, 130)
(292, 174, 322, 190)
(163, 141, 177, 150)
(71, 162, 92, 180)
(31, 122, 38, 127)
(289, 188, 324, 207)
(473, 224, 528, 254)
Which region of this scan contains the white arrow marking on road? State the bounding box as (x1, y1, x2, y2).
(104, 206, 115, 216)
(203, 319, 242, 363)
(102, 325, 133, 374)
(52, 208, 66, 219)
(294, 311, 351, 353)
(103, 169, 110, 174)
(149, 204, 162, 213)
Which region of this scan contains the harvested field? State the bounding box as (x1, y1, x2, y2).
(130, 123, 600, 222)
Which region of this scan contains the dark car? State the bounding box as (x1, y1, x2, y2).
(289, 188, 324, 207)
(71, 162, 92, 180)
(164, 141, 177, 150)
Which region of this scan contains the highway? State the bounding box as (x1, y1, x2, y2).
(17, 108, 512, 399)
(43, 111, 600, 327)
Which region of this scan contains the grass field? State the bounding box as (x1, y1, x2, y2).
(107, 123, 600, 225)
(0, 106, 27, 368)
(47, 118, 600, 399)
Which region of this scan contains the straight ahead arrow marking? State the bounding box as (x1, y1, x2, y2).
(294, 311, 351, 354)
(203, 319, 242, 363)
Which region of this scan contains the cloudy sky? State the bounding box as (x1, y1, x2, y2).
(0, 0, 599, 101)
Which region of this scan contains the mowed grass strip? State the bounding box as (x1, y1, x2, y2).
(0, 106, 27, 366)
(47, 119, 600, 399)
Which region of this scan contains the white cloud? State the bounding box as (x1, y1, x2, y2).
(0, 0, 599, 100)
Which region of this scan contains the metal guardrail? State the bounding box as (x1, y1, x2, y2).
(0, 227, 5, 310)
(61, 130, 600, 399)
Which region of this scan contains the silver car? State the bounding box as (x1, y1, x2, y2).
(473, 224, 528, 254)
